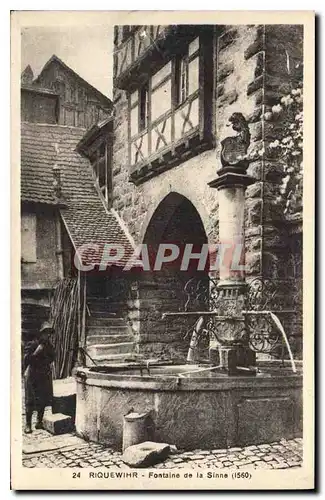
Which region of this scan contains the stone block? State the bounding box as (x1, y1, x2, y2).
(122, 441, 172, 468)
(244, 25, 264, 60)
(247, 75, 263, 96)
(246, 251, 261, 275)
(217, 61, 234, 82)
(254, 51, 265, 79)
(249, 121, 263, 142)
(218, 28, 238, 52)
(248, 105, 263, 123)
(245, 181, 262, 199)
(265, 75, 292, 95)
(247, 160, 262, 180)
(217, 90, 238, 108)
(252, 88, 264, 106)
(246, 236, 262, 253)
(246, 198, 262, 224)
(217, 83, 225, 98)
(52, 377, 76, 421)
(247, 159, 284, 182)
(113, 165, 121, 176)
(52, 394, 76, 421)
(43, 413, 74, 435)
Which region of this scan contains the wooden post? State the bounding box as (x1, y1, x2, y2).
(56, 214, 64, 279)
(77, 270, 86, 367)
(81, 273, 87, 351)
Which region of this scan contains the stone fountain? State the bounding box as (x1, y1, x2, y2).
(73, 113, 302, 451)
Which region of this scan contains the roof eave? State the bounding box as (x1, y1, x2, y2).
(21, 198, 68, 209)
(75, 117, 114, 157)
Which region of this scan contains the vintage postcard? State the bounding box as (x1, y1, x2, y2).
(11, 10, 315, 490)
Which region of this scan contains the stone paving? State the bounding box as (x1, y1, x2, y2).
(22, 420, 303, 470)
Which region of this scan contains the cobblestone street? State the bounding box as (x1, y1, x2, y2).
(23, 418, 303, 470)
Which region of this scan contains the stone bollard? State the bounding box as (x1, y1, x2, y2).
(122, 410, 155, 452)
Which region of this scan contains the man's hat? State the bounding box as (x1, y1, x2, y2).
(40, 321, 54, 333)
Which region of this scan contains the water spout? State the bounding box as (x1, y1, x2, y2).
(243, 310, 297, 373)
(187, 316, 204, 362)
(268, 311, 297, 374)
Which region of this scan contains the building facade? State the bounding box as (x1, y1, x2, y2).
(111, 24, 303, 359)
(21, 55, 112, 128)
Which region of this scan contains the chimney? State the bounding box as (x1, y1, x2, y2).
(21, 65, 34, 85)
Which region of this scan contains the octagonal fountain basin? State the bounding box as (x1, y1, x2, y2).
(74, 361, 302, 451)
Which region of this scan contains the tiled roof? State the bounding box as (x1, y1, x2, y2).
(21, 122, 134, 266)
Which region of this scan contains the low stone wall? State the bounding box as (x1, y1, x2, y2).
(74, 365, 302, 451)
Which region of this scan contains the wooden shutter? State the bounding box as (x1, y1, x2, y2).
(21, 213, 37, 263)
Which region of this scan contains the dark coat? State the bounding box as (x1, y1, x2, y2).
(23, 339, 55, 411)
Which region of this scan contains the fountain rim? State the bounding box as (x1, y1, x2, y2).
(73, 361, 302, 392)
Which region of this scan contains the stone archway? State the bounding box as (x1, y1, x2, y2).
(136, 192, 209, 360)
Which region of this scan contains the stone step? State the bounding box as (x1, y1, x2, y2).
(87, 342, 134, 357)
(88, 311, 128, 318)
(87, 334, 133, 345)
(87, 317, 127, 327)
(86, 352, 137, 365)
(87, 326, 130, 336)
(43, 412, 74, 435)
(87, 299, 127, 306)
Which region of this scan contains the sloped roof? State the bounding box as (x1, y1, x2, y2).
(34, 55, 112, 108)
(21, 122, 134, 266)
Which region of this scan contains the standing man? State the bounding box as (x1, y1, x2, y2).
(23, 322, 55, 434)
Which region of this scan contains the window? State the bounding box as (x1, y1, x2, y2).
(128, 35, 207, 171)
(21, 213, 37, 263)
(129, 38, 200, 137)
(91, 142, 112, 206)
(175, 55, 189, 106)
(151, 79, 171, 123)
(139, 84, 149, 131)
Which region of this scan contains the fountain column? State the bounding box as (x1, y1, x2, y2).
(209, 169, 254, 286)
(208, 113, 256, 374)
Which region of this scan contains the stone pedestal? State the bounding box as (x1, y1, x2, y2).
(208, 166, 256, 374)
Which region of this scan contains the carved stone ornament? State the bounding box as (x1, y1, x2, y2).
(220, 112, 251, 172)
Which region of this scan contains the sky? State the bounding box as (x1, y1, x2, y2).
(21, 26, 114, 98)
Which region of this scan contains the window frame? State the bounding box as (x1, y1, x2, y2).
(127, 33, 212, 173)
(129, 40, 200, 139)
(174, 52, 189, 107)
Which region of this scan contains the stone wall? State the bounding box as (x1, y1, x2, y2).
(216, 24, 303, 279)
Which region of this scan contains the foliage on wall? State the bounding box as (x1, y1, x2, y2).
(265, 86, 303, 217)
(248, 82, 303, 219)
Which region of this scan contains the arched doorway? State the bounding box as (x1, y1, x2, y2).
(137, 192, 209, 360)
